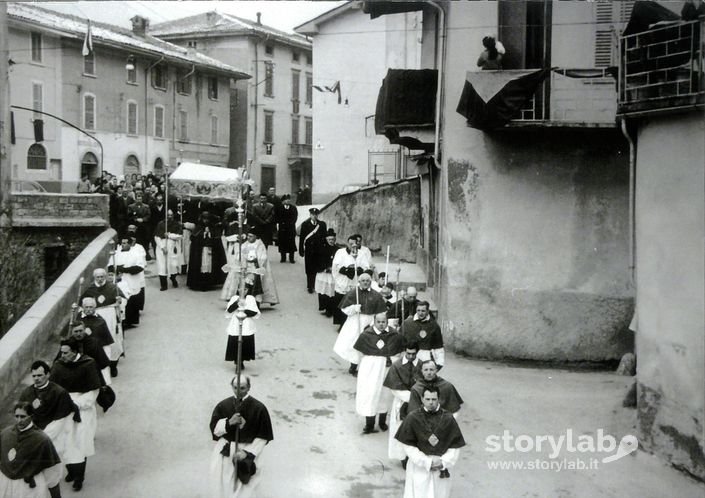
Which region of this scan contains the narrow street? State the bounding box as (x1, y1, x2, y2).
(24, 248, 704, 498)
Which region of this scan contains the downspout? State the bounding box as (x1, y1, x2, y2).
(426, 1, 446, 290)
(252, 37, 259, 174)
(620, 117, 636, 287)
(145, 56, 164, 172)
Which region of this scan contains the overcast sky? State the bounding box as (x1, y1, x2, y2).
(38, 1, 346, 33)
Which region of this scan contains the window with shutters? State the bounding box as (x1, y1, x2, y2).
(27, 143, 47, 170)
(304, 118, 312, 145)
(127, 101, 138, 136)
(594, 1, 635, 67)
(306, 53, 312, 65)
(291, 117, 299, 145)
(154, 105, 165, 138)
(264, 61, 274, 97)
(211, 115, 218, 144)
(264, 111, 274, 144)
(30, 32, 42, 63)
(265, 44, 274, 56)
(127, 63, 137, 84)
(292, 70, 300, 113)
(292, 51, 300, 63)
(179, 110, 188, 141)
(83, 93, 96, 130)
(83, 51, 95, 76)
(32, 82, 43, 118)
(208, 76, 218, 100)
(305, 73, 313, 105)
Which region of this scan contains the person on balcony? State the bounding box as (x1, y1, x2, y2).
(477, 35, 506, 70)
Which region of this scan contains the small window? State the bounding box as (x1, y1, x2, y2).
(154, 106, 165, 138)
(291, 117, 299, 145)
(31, 32, 42, 63)
(27, 143, 47, 170)
(305, 73, 313, 105)
(264, 61, 274, 97)
(292, 51, 300, 63)
(177, 69, 192, 95)
(210, 115, 218, 144)
(32, 82, 43, 118)
(154, 157, 164, 174)
(187, 40, 198, 49)
(305, 118, 312, 145)
(291, 70, 300, 104)
(264, 111, 274, 144)
(208, 76, 218, 100)
(179, 110, 188, 141)
(127, 101, 138, 135)
(84, 51, 95, 75)
(83, 94, 96, 130)
(152, 63, 167, 90)
(127, 61, 137, 84)
(306, 53, 312, 65)
(265, 44, 274, 56)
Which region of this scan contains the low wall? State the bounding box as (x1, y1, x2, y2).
(11, 192, 109, 227)
(0, 228, 116, 402)
(320, 177, 421, 261)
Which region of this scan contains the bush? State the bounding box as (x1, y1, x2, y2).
(0, 229, 42, 339)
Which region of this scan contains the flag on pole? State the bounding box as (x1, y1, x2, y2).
(312, 80, 342, 104)
(82, 20, 93, 56)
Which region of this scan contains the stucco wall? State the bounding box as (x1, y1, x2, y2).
(0, 229, 116, 402)
(634, 112, 705, 480)
(320, 177, 420, 262)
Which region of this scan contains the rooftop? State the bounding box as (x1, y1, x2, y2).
(151, 11, 311, 50)
(8, 2, 250, 79)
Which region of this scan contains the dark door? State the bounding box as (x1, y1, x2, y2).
(261, 165, 276, 193)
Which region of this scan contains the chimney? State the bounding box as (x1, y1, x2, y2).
(256, 12, 261, 25)
(130, 15, 150, 36)
(206, 11, 217, 24)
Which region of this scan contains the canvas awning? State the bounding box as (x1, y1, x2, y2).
(375, 69, 437, 134)
(362, 1, 425, 19)
(168, 162, 253, 200)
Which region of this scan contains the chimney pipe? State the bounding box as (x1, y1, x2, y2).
(256, 12, 261, 25)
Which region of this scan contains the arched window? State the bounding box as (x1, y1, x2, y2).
(124, 154, 140, 177)
(27, 143, 47, 170)
(153, 157, 164, 175)
(81, 151, 99, 179)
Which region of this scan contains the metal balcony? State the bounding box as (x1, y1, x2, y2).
(288, 143, 312, 159)
(619, 18, 705, 116)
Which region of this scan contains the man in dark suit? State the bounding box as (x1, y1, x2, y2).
(249, 194, 275, 247)
(298, 207, 327, 293)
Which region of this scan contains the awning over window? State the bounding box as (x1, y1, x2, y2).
(456, 69, 550, 130)
(362, 1, 425, 19)
(375, 69, 437, 135)
(622, 0, 680, 37)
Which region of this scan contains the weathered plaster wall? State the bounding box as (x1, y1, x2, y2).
(320, 178, 420, 261)
(634, 112, 705, 480)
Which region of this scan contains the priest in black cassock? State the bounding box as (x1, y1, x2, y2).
(298, 208, 327, 293)
(408, 360, 464, 416)
(313, 229, 341, 316)
(187, 211, 227, 291)
(274, 195, 298, 263)
(209, 376, 274, 498)
(395, 386, 466, 498)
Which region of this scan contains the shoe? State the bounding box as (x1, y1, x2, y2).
(401, 458, 408, 470)
(72, 481, 83, 491)
(362, 423, 378, 435)
(280, 258, 286, 263)
(65, 474, 74, 483)
(159, 276, 168, 291)
(379, 420, 388, 432)
(170, 277, 178, 288)
(348, 364, 357, 376)
(110, 364, 118, 378)
(307, 288, 314, 294)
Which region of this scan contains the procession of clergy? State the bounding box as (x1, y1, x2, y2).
(1, 194, 465, 498)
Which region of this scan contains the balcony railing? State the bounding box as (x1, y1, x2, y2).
(289, 143, 312, 158)
(619, 18, 705, 115)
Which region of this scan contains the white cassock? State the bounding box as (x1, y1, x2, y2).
(355, 330, 400, 417)
(0, 458, 62, 498)
(402, 444, 460, 498)
(331, 249, 371, 295)
(225, 294, 260, 338)
(333, 306, 374, 365)
(115, 247, 142, 298)
(371, 281, 397, 301)
(182, 222, 195, 267)
(209, 421, 268, 498)
(42, 414, 75, 463)
(155, 232, 183, 276)
(241, 240, 279, 305)
(94, 305, 123, 362)
(63, 389, 99, 464)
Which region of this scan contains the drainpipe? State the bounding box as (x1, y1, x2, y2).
(145, 56, 164, 172)
(425, 1, 446, 291)
(252, 38, 259, 174)
(620, 117, 636, 286)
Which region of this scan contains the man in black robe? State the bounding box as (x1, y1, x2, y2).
(149, 192, 167, 261)
(408, 360, 463, 416)
(62, 323, 111, 383)
(388, 286, 420, 323)
(19, 360, 78, 431)
(395, 387, 466, 497)
(127, 191, 151, 258)
(187, 211, 226, 291)
(50, 339, 103, 491)
(81, 268, 124, 309)
(209, 376, 274, 496)
(274, 195, 298, 263)
(313, 229, 341, 316)
(77, 296, 117, 377)
(298, 208, 327, 293)
(0, 401, 63, 498)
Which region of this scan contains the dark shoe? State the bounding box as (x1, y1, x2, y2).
(362, 425, 378, 434)
(170, 276, 178, 288)
(65, 473, 74, 483)
(307, 288, 314, 294)
(72, 480, 83, 491)
(363, 416, 378, 434)
(109, 362, 118, 378)
(280, 257, 286, 263)
(348, 364, 358, 376)
(159, 276, 168, 291)
(378, 413, 388, 432)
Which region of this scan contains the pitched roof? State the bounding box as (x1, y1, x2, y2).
(295, 1, 357, 36)
(8, 2, 250, 79)
(151, 11, 311, 50)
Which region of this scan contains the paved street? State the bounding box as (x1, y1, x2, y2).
(6, 247, 704, 497)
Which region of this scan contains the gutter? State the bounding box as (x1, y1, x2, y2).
(619, 117, 636, 286)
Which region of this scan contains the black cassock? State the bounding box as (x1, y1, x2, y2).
(187, 217, 227, 291)
(18, 381, 77, 430)
(275, 204, 298, 254)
